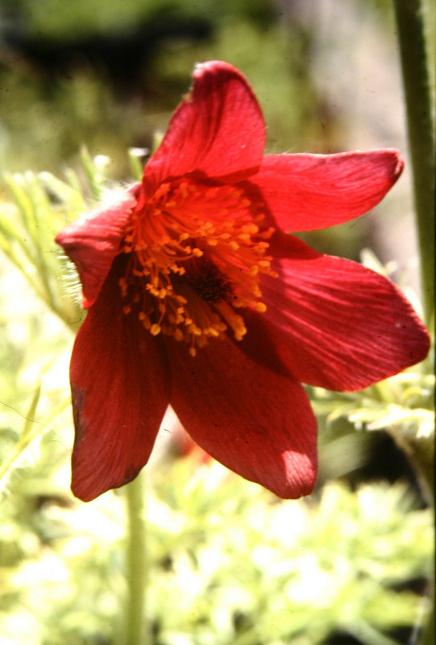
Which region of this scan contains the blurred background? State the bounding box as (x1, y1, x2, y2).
(0, 1, 434, 644)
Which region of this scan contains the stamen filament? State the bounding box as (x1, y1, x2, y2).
(119, 178, 276, 354)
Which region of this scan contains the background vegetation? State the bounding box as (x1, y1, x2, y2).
(0, 1, 434, 644)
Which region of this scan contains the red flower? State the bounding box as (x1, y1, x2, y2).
(56, 61, 430, 502)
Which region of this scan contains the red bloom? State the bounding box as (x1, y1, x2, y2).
(56, 61, 430, 502)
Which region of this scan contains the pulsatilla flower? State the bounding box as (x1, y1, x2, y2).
(56, 61, 430, 502)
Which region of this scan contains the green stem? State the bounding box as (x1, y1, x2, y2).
(124, 473, 149, 645)
(392, 0, 435, 499)
(392, 8, 434, 642)
(393, 0, 435, 327)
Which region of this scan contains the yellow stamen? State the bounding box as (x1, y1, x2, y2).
(118, 179, 276, 354)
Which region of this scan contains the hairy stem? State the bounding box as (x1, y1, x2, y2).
(394, 0, 435, 326)
(124, 474, 148, 645)
(392, 5, 434, 641)
(392, 0, 435, 497)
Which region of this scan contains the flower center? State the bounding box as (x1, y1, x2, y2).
(119, 178, 276, 355)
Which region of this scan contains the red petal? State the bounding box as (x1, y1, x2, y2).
(145, 61, 265, 186)
(250, 150, 403, 231)
(69, 259, 169, 501)
(167, 335, 317, 499)
(55, 185, 140, 308)
(262, 233, 430, 391)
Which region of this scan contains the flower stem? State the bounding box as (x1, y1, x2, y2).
(392, 8, 434, 640)
(393, 0, 435, 327)
(124, 473, 149, 645)
(392, 0, 435, 499)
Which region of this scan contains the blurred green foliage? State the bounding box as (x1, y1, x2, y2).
(0, 0, 330, 173)
(2, 462, 432, 645)
(3, 0, 277, 39)
(0, 1, 434, 643)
